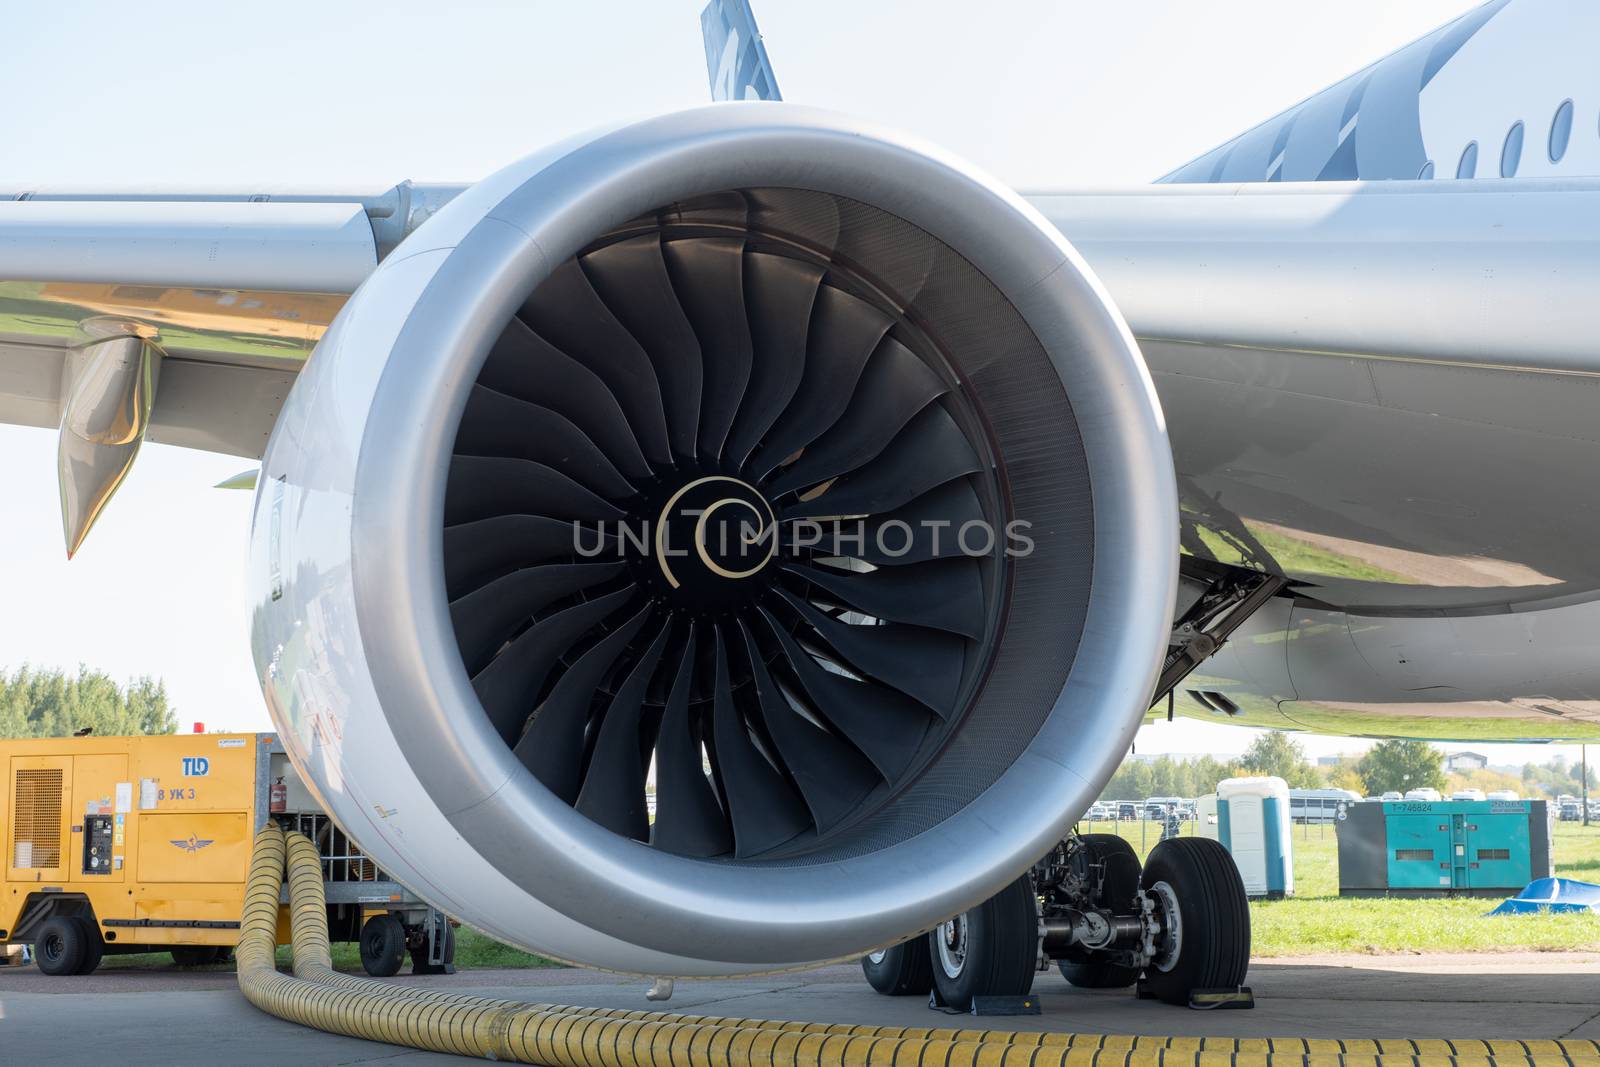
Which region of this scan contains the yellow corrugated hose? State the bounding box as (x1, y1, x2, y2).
(239, 824, 1600, 1066)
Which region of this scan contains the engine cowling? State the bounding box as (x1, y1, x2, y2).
(250, 104, 1176, 976)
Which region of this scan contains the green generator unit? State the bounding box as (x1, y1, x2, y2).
(1337, 800, 1550, 897)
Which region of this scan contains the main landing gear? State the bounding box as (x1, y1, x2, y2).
(860, 834, 1250, 1010)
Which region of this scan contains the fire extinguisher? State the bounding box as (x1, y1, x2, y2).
(269, 777, 287, 814)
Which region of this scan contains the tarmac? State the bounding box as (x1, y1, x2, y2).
(3, 953, 1600, 1065)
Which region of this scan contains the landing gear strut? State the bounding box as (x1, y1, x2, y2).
(863, 833, 1250, 1009)
(857, 556, 1271, 1011)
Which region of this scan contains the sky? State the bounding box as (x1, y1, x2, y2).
(5, 0, 1574, 767)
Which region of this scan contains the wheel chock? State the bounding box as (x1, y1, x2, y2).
(1135, 980, 1254, 1009)
(970, 994, 1042, 1016)
(1188, 985, 1255, 1010)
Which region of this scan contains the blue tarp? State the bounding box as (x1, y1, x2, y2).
(1489, 877, 1600, 915)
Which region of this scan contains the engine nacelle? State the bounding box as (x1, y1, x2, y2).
(250, 104, 1176, 975)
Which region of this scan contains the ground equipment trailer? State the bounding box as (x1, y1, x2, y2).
(1, 732, 454, 977)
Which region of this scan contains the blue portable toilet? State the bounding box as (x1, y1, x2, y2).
(1214, 776, 1293, 899)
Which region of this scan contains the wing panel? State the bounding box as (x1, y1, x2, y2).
(1031, 178, 1600, 374)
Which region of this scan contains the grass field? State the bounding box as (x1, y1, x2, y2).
(1079, 817, 1600, 957)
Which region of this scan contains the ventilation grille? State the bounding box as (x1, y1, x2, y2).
(13, 769, 64, 869)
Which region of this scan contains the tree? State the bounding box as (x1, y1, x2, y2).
(1358, 739, 1446, 796)
(0, 665, 176, 738)
(1521, 756, 1596, 799)
(1097, 752, 1243, 802)
(1322, 759, 1367, 795)
(1239, 731, 1319, 787)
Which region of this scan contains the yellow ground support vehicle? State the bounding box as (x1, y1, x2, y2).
(0, 732, 455, 977)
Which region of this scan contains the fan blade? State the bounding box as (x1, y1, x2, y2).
(574, 622, 674, 841)
(519, 258, 671, 466)
(710, 627, 811, 857)
(478, 318, 652, 481)
(748, 285, 894, 480)
(801, 480, 989, 566)
(472, 586, 638, 742)
(581, 235, 702, 459)
(763, 338, 947, 499)
(724, 252, 824, 470)
(445, 456, 625, 527)
(757, 609, 929, 782)
(736, 620, 879, 834)
(784, 558, 985, 640)
(650, 631, 733, 857)
(456, 385, 636, 500)
(782, 404, 980, 521)
(450, 562, 624, 676)
(775, 589, 964, 717)
(514, 604, 655, 803)
(443, 515, 616, 600)
(662, 237, 752, 461)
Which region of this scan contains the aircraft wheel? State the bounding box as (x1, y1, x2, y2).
(861, 938, 933, 996)
(1140, 836, 1250, 1006)
(928, 874, 1037, 1011)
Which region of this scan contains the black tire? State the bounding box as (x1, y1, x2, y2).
(1139, 836, 1250, 1006)
(360, 914, 407, 978)
(171, 946, 224, 967)
(861, 937, 934, 996)
(1056, 834, 1142, 990)
(408, 922, 457, 975)
(928, 874, 1037, 1012)
(35, 917, 87, 977)
(73, 917, 105, 975)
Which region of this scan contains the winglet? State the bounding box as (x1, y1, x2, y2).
(700, 0, 781, 102)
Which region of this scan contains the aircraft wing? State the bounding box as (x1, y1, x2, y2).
(0, 184, 467, 553)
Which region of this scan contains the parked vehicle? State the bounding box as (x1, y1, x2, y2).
(1486, 790, 1520, 801)
(1560, 800, 1582, 821)
(1380, 791, 1403, 802)
(1117, 802, 1138, 821)
(1288, 788, 1362, 823)
(1452, 789, 1486, 801)
(1143, 796, 1184, 820)
(1403, 788, 1443, 802)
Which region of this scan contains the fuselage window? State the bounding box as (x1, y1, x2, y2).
(1501, 120, 1525, 177)
(1457, 141, 1479, 178)
(1549, 99, 1574, 162)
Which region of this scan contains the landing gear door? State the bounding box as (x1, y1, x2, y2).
(6, 755, 73, 883)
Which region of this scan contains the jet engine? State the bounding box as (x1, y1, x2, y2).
(249, 104, 1176, 976)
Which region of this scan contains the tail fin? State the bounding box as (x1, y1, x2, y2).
(700, 0, 781, 101)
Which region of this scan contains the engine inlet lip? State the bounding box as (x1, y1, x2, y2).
(348, 103, 1177, 968)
